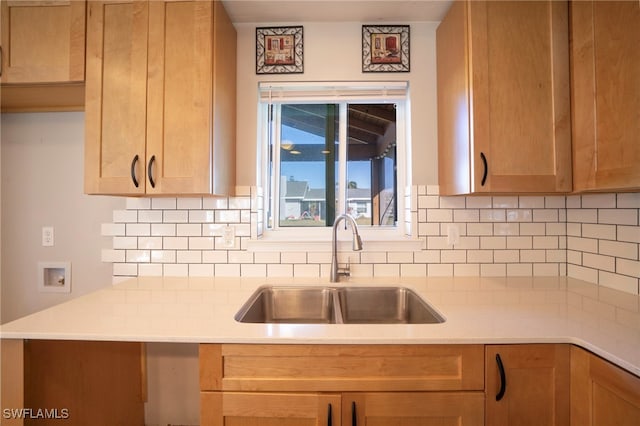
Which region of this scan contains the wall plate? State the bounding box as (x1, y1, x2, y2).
(38, 261, 71, 293)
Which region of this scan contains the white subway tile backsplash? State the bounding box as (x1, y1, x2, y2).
(163, 264, 188, 277)
(583, 253, 615, 272)
(188, 210, 215, 223)
(493, 196, 518, 208)
(582, 223, 617, 241)
(189, 264, 214, 277)
(151, 250, 176, 264)
(599, 209, 638, 226)
(152, 198, 177, 210)
(113, 210, 138, 223)
(617, 193, 640, 209)
(466, 196, 492, 209)
(177, 197, 202, 210)
(126, 197, 151, 210)
(163, 210, 188, 223)
(163, 237, 188, 250)
(616, 258, 640, 278)
(151, 224, 176, 237)
(138, 237, 163, 250)
(176, 223, 202, 237)
(214, 263, 240, 277)
(267, 264, 294, 277)
(599, 240, 638, 260)
(177, 251, 202, 264)
(519, 196, 545, 209)
(102, 186, 639, 295)
(581, 193, 617, 208)
(440, 196, 466, 208)
(138, 210, 163, 223)
(113, 236, 137, 250)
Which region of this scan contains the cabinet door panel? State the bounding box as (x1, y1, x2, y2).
(343, 392, 484, 426)
(571, 346, 640, 426)
(470, 0, 571, 193)
(201, 392, 340, 426)
(486, 344, 570, 426)
(84, 0, 148, 195)
(571, 0, 640, 191)
(1, 0, 85, 83)
(147, 0, 213, 194)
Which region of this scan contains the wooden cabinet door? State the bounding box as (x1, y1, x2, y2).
(571, 1, 640, 191)
(84, 0, 148, 195)
(146, 0, 235, 195)
(24, 340, 145, 426)
(0, 0, 85, 84)
(485, 344, 570, 426)
(342, 392, 484, 426)
(201, 392, 340, 426)
(437, 1, 571, 194)
(571, 346, 640, 426)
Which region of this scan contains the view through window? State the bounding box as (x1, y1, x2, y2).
(268, 103, 398, 228)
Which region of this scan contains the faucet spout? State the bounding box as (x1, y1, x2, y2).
(330, 214, 363, 282)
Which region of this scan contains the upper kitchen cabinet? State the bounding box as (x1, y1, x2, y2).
(437, 0, 572, 195)
(0, 0, 86, 111)
(84, 0, 236, 196)
(571, 1, 640, 192)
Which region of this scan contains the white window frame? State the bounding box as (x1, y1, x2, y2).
(251, 81, 419, 250)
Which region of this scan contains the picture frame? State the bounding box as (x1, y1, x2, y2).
(362, 25, 410, 73)
(256, 26, 304, 74)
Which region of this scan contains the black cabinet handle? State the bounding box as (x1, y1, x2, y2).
(130, 155, 140, 188)
(327, 403, 332, 426)
(147, 155, 156, 188)
(351, 401, 357, 426)
(496, 353, 506, 401)
(0, 45, 3, 77)
(480, 152, 488, 186)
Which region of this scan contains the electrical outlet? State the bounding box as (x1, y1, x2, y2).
(42, 226, 54, 247)
(222, 225, 235, 248)
(446, 225, 460, 246)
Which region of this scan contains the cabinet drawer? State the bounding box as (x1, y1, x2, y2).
(200, 344, 484, 392)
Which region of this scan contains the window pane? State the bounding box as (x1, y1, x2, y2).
(278, 104, 338, 227)
(347, 104, 397, 226)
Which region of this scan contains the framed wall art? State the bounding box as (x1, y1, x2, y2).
(362, 25, 410, 73)
(256, 26, 304, 74)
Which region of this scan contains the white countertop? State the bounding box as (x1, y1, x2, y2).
(1, 276, 639, 377)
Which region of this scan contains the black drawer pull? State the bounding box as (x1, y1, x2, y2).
(130, 154, 140, 188)
(480, 152, 488, 186)
(496, 353, 507, 401)
(147, 155, 156, 188)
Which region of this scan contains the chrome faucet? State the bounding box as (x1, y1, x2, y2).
(330, 214, 363, 282)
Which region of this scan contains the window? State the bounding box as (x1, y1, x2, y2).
(258, 82, 410, 238)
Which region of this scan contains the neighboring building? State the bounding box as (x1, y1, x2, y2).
(280, 179, 373, 224)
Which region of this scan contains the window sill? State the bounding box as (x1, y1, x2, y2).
(245, 232, 423, 252)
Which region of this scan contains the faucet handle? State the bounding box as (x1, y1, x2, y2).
(337, 258, 351, 278)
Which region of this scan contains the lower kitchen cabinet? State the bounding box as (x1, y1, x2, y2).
(485, 344, 570, 426)
(571, 346, 640, 426)
(343, 392, 484, 426)
(201, 391, 484, 426)
(200, 344, 486, 426)
(23, 339, 145, 426)
(201, 392, 340, 426)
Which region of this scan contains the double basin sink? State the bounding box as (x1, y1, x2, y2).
(235, 286, 445, 324)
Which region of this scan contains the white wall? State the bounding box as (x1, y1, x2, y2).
(0, 112, 124, 323)
(235, 21, 439, 186)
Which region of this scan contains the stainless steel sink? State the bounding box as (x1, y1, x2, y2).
(235, 286, 444, 324)
(234, 286, 340, 324)
(337, 287, 445, 324)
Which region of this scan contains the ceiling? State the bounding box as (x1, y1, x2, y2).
(222, 0, 452, 23)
